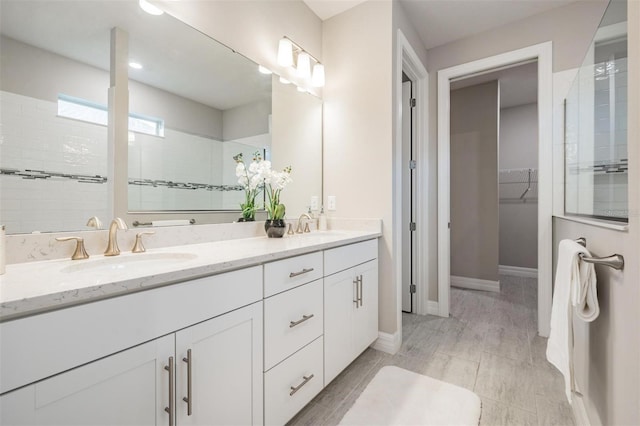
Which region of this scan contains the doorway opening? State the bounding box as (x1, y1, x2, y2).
(437, 42, 553, 337)
(448, 61, 540, 326)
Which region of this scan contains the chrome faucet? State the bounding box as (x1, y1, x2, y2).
(296, 213, 312, 233)
(104, 218, 128, 256)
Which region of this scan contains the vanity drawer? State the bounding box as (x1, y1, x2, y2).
(264, 252, 323, 297)
(264, 279, 323, 370)
(324, 239, 378, 276)
(264, 337, 324, 426)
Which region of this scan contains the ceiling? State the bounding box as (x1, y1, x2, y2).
(0, 1, 271, 110)
(304, 0, 576, 50)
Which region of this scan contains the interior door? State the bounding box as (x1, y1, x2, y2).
(401, 78, 415, 313)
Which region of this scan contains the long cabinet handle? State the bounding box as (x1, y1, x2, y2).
(164, 357, 175, 426)
(289, 268, 314, 278)
(289, 374, 315, 396)
(358, 275, 363, 307)
(289, 314, 314, 328)
(353, 277, 359, 307)
(182, 349, 193, 416)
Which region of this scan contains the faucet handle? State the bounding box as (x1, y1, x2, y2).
(304, 222, 311, 233)
(86, 216, 103, 230)
(287, 223, 295, 235)
(56, 236, 90, 260)
(132, 231, 155, 253)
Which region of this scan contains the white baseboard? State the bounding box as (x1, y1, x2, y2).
(571, 393, 591, 426)
(451, 275, 500, 293)
(426, 301, 439, 316)
(372, 331, 401, 355)
(499, 265, 538, 278)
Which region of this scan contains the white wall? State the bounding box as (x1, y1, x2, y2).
(499, 103, 538, 269)
(323, 1, 395, 333)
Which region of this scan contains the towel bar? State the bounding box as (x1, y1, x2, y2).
(133, 219, 196, 227)
(574, 237, 624, 270)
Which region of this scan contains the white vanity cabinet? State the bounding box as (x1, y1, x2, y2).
(0, 235, 380, 426)
(0, 267, 264, 426)
(0, 335, 174, 426)
(263, 254, 325, 425)
(324, 240, 379, 384)
(174, 301, 263, 426)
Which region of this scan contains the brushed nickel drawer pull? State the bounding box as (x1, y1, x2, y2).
(353, 277, 359, 307)
(164, 357, 175, 426)
(289, 268, 314, 278)
(289, 374, 315, 396)
(289, 314, 315, 328)
(182, 349, 193, 416)
(358, 275, 363, 307)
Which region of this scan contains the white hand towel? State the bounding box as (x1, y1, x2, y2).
(546, 239, 597, 403)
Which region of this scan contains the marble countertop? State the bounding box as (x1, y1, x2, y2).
(0, 230, 381, 322)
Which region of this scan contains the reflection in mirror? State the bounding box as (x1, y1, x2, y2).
(271, 77, 323, 219)
(125, 5, 272, 212)
(564, 0, 627, 222)
(0, 1, 111, 234)
(0, 0, 323, 234)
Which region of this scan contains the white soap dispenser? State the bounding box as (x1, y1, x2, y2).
(318, 206, 327, 231)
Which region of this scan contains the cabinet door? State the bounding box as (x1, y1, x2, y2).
(0, 335, 174, 426)
(175, 302, 263, 426)
(324, 268, 358, 385)
(353, 260, 379, 355)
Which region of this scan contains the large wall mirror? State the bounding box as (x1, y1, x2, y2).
(0, 0, 322, 235)
(564, 0, 628, 222)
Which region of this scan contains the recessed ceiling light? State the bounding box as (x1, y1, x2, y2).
(139, 0, 164, 15)
(129, 62, 143, 70)
(258, 65, 272, 75)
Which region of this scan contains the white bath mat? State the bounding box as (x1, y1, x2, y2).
(339, 366, 482, 426)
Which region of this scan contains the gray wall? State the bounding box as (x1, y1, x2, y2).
(553, 217, 638, 425)
(450, 81, 499, 282)
(499, 103, 538, 269)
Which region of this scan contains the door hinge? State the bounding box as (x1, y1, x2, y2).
(410, 98, 416, 108)
(409, 222, 416, 232)
(409, 160, 416, 170)
(410, 284, 416, 293)
(448, 222, 451, 229)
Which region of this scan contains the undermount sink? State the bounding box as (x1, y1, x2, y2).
(61, 252, 198, 274)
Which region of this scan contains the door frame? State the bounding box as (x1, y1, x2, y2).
(394, 30, 429, 341)
(436, 42, 553, 337)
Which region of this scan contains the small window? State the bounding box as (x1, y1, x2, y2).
(57, 94, 164, 137)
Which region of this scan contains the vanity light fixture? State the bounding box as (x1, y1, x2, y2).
(129, 62, 143, 70)
(311, 63, 325, 87)
(139, 0, 164, 15)
(258, 65, 272, 75)
(277, 38, 294, 67)
(297, 52, 311, 79)
(277, 36, 324, 87)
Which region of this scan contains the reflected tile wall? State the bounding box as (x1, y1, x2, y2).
(0, 91, 108, 234)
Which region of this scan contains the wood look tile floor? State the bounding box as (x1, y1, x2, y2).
(287, 274, 575, 426)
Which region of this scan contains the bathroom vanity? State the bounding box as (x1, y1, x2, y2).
(0, 231, 380, 425)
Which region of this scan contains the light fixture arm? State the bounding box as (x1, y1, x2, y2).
(281, 36, 322, 66)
